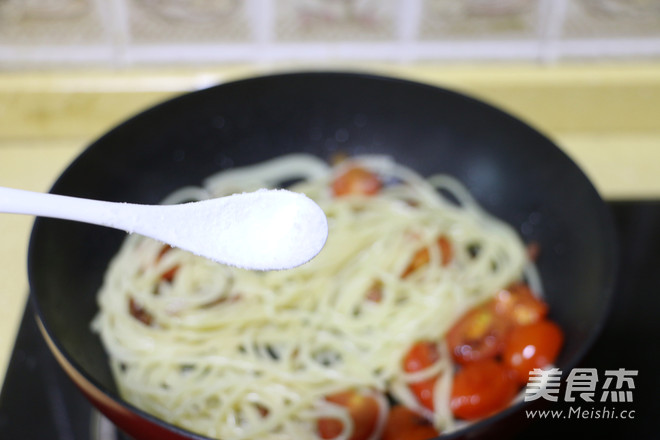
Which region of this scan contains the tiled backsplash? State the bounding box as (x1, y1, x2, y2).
(0, 0, 659, 67)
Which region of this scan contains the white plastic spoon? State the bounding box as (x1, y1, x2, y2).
(0, 186, 328, 271)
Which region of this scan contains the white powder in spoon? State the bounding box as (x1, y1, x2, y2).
(144, 189, 329, 271)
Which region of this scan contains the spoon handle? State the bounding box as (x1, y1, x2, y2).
(0, 186, 154, 233)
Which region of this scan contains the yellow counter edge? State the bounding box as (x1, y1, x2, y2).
(1, 62, 659, 390)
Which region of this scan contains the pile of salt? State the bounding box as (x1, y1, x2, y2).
(139, 189, 329, 271)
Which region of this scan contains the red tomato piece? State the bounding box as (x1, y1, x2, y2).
(450, 359, 518, 421)
(401, 236, 453, 278)
(403, 342, 440, 411)
(160, 265, 179, 283)
(156, 245, 179, 283)
(255, 403, 269, 417)
(332, 166, 382, 197)
(156, 244, 173, 261)
(491, 284, 548, 327)
(318, 390, 382, 440)
(404, 341, 439, 372)
(382, 406, 439, 440)
(128, 297, 153, 326)
(502, 319, 564, 384)
(446, 283, 549, 365)
(365, 281, 383, 303)
(446, 305, 507, 365)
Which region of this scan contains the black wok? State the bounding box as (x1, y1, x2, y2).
(28, 71, 617, 439)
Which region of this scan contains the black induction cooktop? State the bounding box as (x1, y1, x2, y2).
(1, 201, 658, 440)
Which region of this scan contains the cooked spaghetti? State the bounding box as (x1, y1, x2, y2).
(93, 154, 532, 439)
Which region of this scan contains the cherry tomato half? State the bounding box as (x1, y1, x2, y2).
(402, 236, 452, 278)
(450, 359, 518, 421)
(318, 390, 382, 440)
(446, 283, 548, 365)
(502, 319, 564, 384)
(403, 341, 440, 411)
(332, 166, 382, 197)
(446, 305, 507, 365)
(491, 284, 548, 327)
(382, 406, 439, 440)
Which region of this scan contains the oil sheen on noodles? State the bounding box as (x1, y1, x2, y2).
(92, 154, 531, 440)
